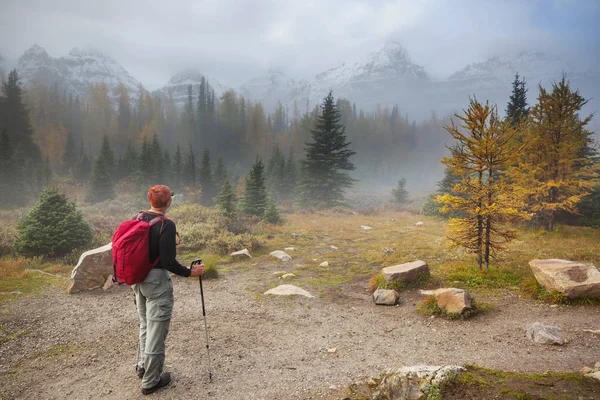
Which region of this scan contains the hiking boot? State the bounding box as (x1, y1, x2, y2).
(141, 372, 171, 395)
(136, 365, 145, 379)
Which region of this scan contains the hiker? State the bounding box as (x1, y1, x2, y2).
(133, 185, 204, 395)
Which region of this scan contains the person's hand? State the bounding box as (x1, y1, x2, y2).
(190, 264, 205, 277)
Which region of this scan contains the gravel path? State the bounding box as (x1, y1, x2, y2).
(1, 262, 600, 400)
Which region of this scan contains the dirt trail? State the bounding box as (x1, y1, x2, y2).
(1, 263, 600, 400)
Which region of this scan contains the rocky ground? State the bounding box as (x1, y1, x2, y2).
(1, 259, 600, 400)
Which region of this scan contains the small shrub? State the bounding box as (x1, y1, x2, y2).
(417, 295, 443, 316)
(15, 188, 93, 258)
(417, 296, 493, 320)
(368, 272, 404, 294)
(200, 254, 219, 279)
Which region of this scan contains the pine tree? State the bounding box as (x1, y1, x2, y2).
(183, 145, 197, 188)
(0, 129, 15, 204)
(15, 188, 93, 257)
(62, 131, 77, 175)
(150, 134, 163, 181)
(86, 154, 114, 203)
(505, 73, 530, 127)
(512, 76, 596, 231)
(173, 145, 183, 191)
(243, 157, 267, 217)
(392, 178, 408, 204)
(213, 154, 228, 189)
(0, 70, 40, 161)
(198, 148, 214, 205)
(299, 92, 356, 208)
(215, 179, 237, 218)
(437, 99, 529, 270)
(283, 149, 297, 199)
(99, 135, 115, 179)
(263, 197, 282, 224)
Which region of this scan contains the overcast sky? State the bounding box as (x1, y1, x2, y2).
(1, 0, 598, 90)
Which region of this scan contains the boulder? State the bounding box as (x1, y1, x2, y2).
(420, 288, 472, 315)
(68, 243, 113, 294)
(270, 250, 292, 262)
(264, 284, 314, 298)
(319, 261, 329, 267)
(231, 249, 252, 258)
(373, 365, 465, 400)
(526, 322, 564, 345)
(373, 288, 400, 305)
(529, 259, 600, 299)
(383, 261, 430, 284)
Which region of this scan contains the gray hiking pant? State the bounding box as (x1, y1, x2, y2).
(132, 268, 174, 389)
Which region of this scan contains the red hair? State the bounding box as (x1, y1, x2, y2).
(147, 185, 172, 209)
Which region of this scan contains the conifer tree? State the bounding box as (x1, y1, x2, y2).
(263, 197, 282, 224)
(511, 76, 596, 230)
(437, 99, 528, 270)
(215, 179, 237, 218)
(86, 154, 114, 203)
(73, 142, 91, 183)
(150, 134, 163, 181)
(243, 157, 267, 217)
(0, 129, 15, 203)
(173, 145, 183, 191)
(99, 135, 115, 179)
(299, 92, 356, 208)
(183, 145, 197, 188)
(505, 73, 530, 127)
(284, 149, 297, 199)
(392, 178, 408, 204)
(199, 148, 214, 205)
(266, 143, 286, 197)
(213, 154, 228, 189)
(0, 70, 40, 161)
(62, 131, 77, 174)
(15, 188, 93, 257)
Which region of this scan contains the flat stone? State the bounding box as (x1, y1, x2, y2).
(231, 249, 252, 258)
(281, 273, 296, 279)
(420, 288, 472, 315)
(586, 371, 600, 381)
(373, 288, 400, 305)
(529, 259, 600, 299)
(383, 260, 430, 284)
(284, 247, 296, 251)
(361, 225, 372, 230)
(526, 322, 564, 345)
(272, 271, 287, 276)
(270, 250, 292, 262)
(330, 245, 339, 250)
(374, 365, 465, 400)
(319, 261, 329, 267)
(68, 243, 113, 294)
(264, 284, 314, 298)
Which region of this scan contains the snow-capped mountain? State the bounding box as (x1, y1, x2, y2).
(240, 68, 314, 111)
(14, 44, 141, 101)
(153, 69, 227, 109)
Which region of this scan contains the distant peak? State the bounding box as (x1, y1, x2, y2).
(371, 40, 411, 63)
(24, 43, 48, 56)
(68, 47, 108, 59)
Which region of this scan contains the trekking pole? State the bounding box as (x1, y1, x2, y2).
(191, 260, 213, 382)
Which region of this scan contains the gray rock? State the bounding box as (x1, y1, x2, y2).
(373, 288, 400, 305)
(361, 225, 372, 230)
(270, 250, 292, 262)
(529, 259, 600, 299)
(231, 249, 252, 258)
(68, 243, 112, 294)
(319, 261, 329, 267)
(264, 284, 314, 298)
(526, 322, 564, 345)
(281, 273, 296, 279)
(587, 371, 600, 381)
(373, 365, 465, 400)
(284, 247, 296, 251)
(419, 288, 472, 315)
(382, 260, 430, 284)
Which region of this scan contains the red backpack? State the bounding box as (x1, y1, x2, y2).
(112, 212, 167, 285)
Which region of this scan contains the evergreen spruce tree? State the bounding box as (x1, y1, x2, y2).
(299, 92, 356, 208)
(163, 149, 171, 184)
(150, 134, 163, 181)
(213, 154, 228, 189)
(116, 142, 137, 181)
(266, 143, 286, 198)
(62, 131, 77, 175)
(15, 188, 93, 258)
(173, 145, 183, 191)
(243, 157, 267, 217)
(73, 142, 91, 183)
(99, 135, 115, 179)
(263, 197, 282, 224)
(183, 145, 197, 188)
(86, 155, 114, 203)
(215, 179, 237, 218)
(136, 137, 153, 187)
(198, 148, 214, 205)
(391, 178, 408, 204)
(0, 129, 15, 204)
(0, 70, 40, 161)
(283, 149, 297, 199)
(505, 73, 530, 127)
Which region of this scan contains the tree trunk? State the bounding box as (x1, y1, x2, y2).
(477, 170, 484, 270)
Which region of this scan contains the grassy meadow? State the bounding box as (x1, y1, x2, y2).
(1, 194, 600, 306)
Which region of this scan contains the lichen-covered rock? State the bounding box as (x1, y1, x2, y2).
(373, 365, 465, 400)
(373, 288, 400, 305)
(270, 250, 292, 262)
(382, 261, 429, 284)
(526, 322, 564, 345)
(231, 249, 252, 258)
(529, 259, 600, 299)
(420, 288, 473, 315)
(68, 243, 112, 294)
